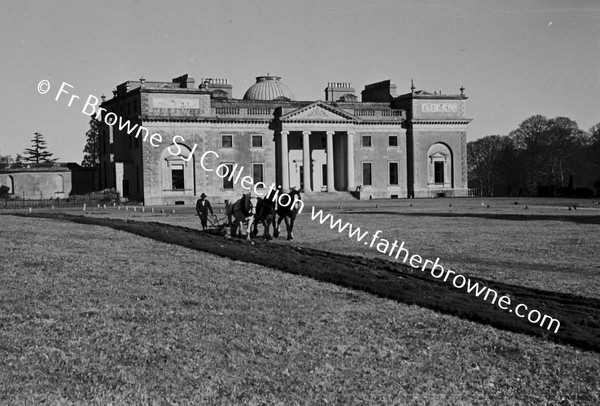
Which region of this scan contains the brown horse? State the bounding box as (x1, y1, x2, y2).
(252, 196, 277, 240)
(273, 189, 302, 240)
(225, 193, 255, 241)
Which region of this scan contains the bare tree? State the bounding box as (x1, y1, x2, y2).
(509, 115, 550, 194)
(468, 135, 512, 196)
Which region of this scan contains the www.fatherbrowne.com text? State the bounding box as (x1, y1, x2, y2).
(310, 207, 561, 334)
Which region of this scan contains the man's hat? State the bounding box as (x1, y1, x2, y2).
(200, 193, 207, 198)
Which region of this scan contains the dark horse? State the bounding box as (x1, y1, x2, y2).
(225, 193, 255, 241)
(251, 196, 277, 240)
(273, 188, 302, 240)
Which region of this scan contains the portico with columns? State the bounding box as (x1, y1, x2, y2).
(277, 128, 356, 193)
(276, 102, 360, 193)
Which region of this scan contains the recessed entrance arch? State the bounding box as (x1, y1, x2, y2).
(427, 143, 453, 188)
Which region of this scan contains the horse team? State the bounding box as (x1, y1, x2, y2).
(225, 188, 302, 241)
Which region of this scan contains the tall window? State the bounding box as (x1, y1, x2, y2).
(322, 164, 327, 186)
(222, 164, 234, 189)
(389, 136, 398, 147)
(252, 163, 264, 183)
(389, 162, 399, 185)
(171, 164, 184, 189)
(221, 135, 233, 148)
(362, 162, 372, 185)
(434, 162, 444, 184)
(361, 135, 372, 147)
(251, 135, 263, 148)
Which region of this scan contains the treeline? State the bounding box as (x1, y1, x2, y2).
(468, 115, 600, 197)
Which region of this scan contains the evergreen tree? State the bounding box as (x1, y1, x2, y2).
(23, 132, 57, 164)
(82, 117, 101, 168)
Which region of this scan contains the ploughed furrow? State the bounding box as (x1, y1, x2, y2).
(13, 212, 600, 353)
(342, 210, 600, 225)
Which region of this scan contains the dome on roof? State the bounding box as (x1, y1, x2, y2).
(243, 76, 295, 101)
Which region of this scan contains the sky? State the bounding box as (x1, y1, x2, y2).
(1, 0, 599, 163)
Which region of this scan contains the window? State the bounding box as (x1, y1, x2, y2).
(362, 162, 372, 185)
(251, 135, 263, 148)
(222, 164, 234, 189)
(428, 144, 452, 187)
(322, 164, 327, 186)
(361, 135, 372, 147)
(221, 134, 233, 148)
(389, 162, 399, 185)
(171, 164, 184, 190)
(389, 136, 398, 147)
(252, 163, 264, 183)
(434, 161, 444, 184)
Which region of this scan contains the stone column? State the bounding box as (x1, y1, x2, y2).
(346, 131, 355, 190)
(302, 130, 312, 192)
(115, 162, 124, 197)
(280, 130, 290, 191)
(108, 122, 115, 186)
(326, 130, 335, 192)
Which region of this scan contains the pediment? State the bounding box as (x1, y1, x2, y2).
(430, 152, 448, 159)
(165, 154, 190, 162)
(281, 102, 359, 122)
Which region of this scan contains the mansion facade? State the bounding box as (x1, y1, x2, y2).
(98, 74, 471, 205)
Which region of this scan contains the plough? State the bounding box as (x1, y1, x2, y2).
(205, 213, 229, 236)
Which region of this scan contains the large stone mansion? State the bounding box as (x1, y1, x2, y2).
(97, 73, 471, 205)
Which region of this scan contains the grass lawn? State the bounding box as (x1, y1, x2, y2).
(54, 196, 600, 299)
(1, 215, 599, 405)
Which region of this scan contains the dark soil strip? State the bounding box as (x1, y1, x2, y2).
(12, 212, 600, 353)
(342, 210, 600, 225)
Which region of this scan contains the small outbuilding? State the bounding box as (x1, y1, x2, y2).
(0, 163, 98, 200)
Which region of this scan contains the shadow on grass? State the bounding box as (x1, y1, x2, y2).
(13, 212, 600, 354)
